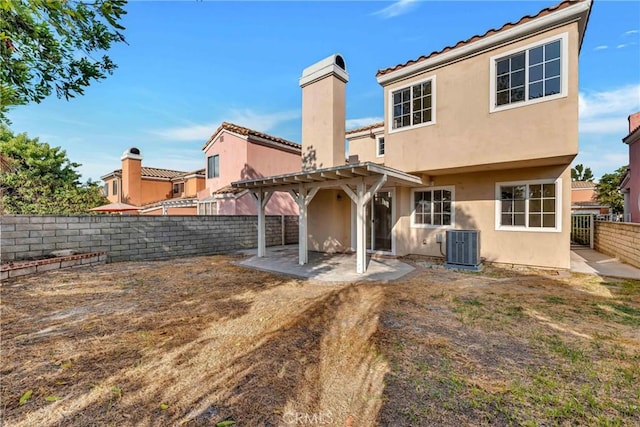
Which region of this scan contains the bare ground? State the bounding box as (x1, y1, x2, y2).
(1, 254, 639, 426)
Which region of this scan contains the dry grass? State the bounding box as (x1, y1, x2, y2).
(1, 255, 639, 426)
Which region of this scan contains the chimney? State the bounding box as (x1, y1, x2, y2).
(121, 147, 142, 206)
(299, 54, 349, 170)
(628, 112, 640, 133)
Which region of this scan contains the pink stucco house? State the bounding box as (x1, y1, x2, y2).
(197, 122, 300, 216)
(621, 112, 640, 223)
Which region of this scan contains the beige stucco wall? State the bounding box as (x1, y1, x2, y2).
(347, 131, 384, 164)
(394, 164, 572, 268)
(304, 165, 571, 268)
(301, 76, 346, 170)
(307, 189, 352, 253)
(104, 177, 119, 203)
(184, 177, 205, 198)
(382, 23, 579, 175)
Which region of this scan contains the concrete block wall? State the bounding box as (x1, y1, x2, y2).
(594, 221, 640, 269)
(1, 215, 299, 263)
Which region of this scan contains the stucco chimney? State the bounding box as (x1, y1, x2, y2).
(299, 54, 349, 170)
(121, 147, 142, 206)
(629, 112, 640, 133)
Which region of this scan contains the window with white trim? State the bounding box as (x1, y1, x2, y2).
(207, 155, 219, 178)
(376, 136, 385, 157)
(173, 182, 184, 195)
(490, 33, 567, 111)
(411, 186, 454, 228)
(391, 77, 434, 130)
(496, 180, 560, 230)
(112, 180, 117, 196)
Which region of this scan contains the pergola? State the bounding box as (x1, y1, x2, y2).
(231, 162, 423, 273)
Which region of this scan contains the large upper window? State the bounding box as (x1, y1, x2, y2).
(207, 155, 219, 178)
(411, 186, 454, 228)
(390, 77, 435, 131)
(496, 180, 561, 231)
(490, 33, 567, 111)
(112, 180, 117, 196)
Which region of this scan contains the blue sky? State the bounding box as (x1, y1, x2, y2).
(7, 0, 640, 182)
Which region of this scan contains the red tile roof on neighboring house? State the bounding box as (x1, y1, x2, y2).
(174, 168, 206, 179)
(571, 181, 596, 189)
(623, 125, 640, 144)
(107, 167, 190, 180)
(203, 122, 301, 151)
(345, 122, 385, 135)
(376, 0, 582, 77)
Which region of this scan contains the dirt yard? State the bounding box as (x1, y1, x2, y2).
(1, 254, 639, 426)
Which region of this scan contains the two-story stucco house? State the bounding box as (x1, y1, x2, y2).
(233, 0, 593, 273)
(197, 122, 300, 216)
(621, 111, 640, 223)
(101, 148, 206, 215)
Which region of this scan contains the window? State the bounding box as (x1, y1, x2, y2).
(496, 180, 561, 231)
(112, 180, 117, 195)
(103, 183, 108, 196)
(490, 33, 567, 111)
(390, 77, 435, 131)
(411, 186, 454, 228)
(376, 136, 385, 157)
(197, 201, 217, 215)
(173, 182, 184, 195)
(207, 155, 219, 178)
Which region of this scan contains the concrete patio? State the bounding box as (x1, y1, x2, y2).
(237, 245, 414, 282)
(571, 246, 640, 280)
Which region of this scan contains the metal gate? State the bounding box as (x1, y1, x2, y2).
(571, 214, 594, 248)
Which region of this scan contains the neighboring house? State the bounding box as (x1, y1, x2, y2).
(621, 111, 640, 223)
(197, 122, 300, 216)
(100, 148, 205, 215)
(571, 180, 609, 215)
(233, 0, 593, 272)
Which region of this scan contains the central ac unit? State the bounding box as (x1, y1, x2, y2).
(444, 230, 481, 271)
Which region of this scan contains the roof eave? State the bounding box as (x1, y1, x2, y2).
(376, 0, 592, 86)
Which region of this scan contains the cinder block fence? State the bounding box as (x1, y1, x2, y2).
(594, 221, 640, 269)
(1, 215, 299, 263)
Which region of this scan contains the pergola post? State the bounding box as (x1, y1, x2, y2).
(252, 189, 273, 257)
(355, 180, 367, 273)
(289, 185, 319, 266)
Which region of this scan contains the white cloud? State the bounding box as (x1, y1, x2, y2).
(150, 109, 300, 142)
(624, 29, 638, 35)
(372, 0, 418, 19)
(346, 117, 384, 130)
(594, 45, 608, 51)
(579, 84, 640, 136)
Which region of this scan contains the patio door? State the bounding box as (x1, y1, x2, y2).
(366, 190, 394, 253)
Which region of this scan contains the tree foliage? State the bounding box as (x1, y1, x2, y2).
(571, 164, 594, 182)
(595, 166, 628, 214)
(0, 0, 127, 123)
(0, 126, 107, 214)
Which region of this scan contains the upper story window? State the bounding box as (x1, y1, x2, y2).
(490, 33, 568, 112)
(495, 179, 561, 232)
(376, 136, 385, 157)
(103, 183, 108, 196)
(207, 155, 219, 178)
(411, 186, 454, 228)
(390, 76, 435, 132)
(112, 180, 117, 195)
(173, 182, 184, 195)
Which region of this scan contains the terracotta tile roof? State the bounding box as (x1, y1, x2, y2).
(571, 181, 596, 189)
(139, 167, 188, 179)
(376, 0, 581, 77)
(174, 168, 205, 179)
(203, 122, 301, 151)
(346, 122, 385, 135)
(212, 185, 245, 195)
(623, 125, 640, 143)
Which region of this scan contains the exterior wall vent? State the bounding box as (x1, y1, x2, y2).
(444, 230, 481, 271)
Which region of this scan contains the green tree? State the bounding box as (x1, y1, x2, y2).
(595, 166, 628, 214)
(0, 0, 127, 123)
(0, 126, 108, 214)
(571, 164, 594, 182)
